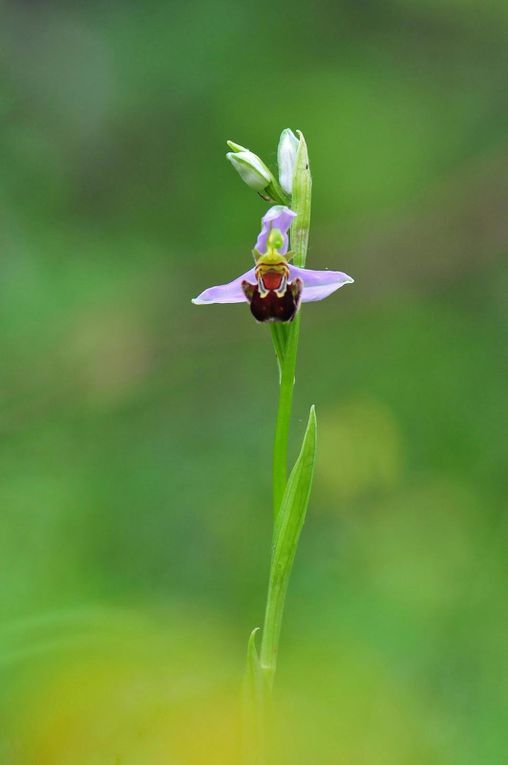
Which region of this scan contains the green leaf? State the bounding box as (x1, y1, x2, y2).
(243, 627, 266, 764)
(273, 404, 317, 557)
(245, 626, 262, 699)
(290, 131, 312, 268)
(260, 406, 317, 679)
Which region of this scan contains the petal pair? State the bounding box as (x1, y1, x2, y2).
(192, 264, 353, 306)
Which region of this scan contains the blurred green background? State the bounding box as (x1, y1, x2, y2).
(1, 0, 507, 762)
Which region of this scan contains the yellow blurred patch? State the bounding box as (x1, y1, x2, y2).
(5, 607, 241, 765)
(316, 397, 403, 508)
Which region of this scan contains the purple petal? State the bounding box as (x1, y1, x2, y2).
(192, 263, 354, 307)
(255, 205, 297, 255)
(289, 265, 354, 302)
(192, 267, 256, 305)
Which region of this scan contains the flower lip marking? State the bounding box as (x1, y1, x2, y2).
(261, 269, 285, 292)
(242, 276, 303, 323)
(254, 248, 290, 300)
(238, 230, 299, 322)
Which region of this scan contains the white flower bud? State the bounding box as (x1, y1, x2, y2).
(277, 128, 300, 195)
(226, 140, 274, 193)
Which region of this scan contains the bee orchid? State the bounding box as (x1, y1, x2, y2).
(192, 206, 354, 323)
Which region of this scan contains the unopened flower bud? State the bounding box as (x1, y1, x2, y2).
(277, 128, 300, 195)
(226, 140, 274, 193)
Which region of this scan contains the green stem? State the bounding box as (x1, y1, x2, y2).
(259, 547, 290, 693)
(269, 323, 288, 379)
(271, 316, 300, 518)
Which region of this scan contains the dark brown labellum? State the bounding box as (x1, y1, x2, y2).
(242, 278, 303, 323)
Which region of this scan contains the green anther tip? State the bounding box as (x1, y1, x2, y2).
(267, 227, 284, 251)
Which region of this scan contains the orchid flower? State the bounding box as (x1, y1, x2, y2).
(192, 205, 353, 323)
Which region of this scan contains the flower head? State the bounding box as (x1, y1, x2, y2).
(192, 206, 354, 323)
